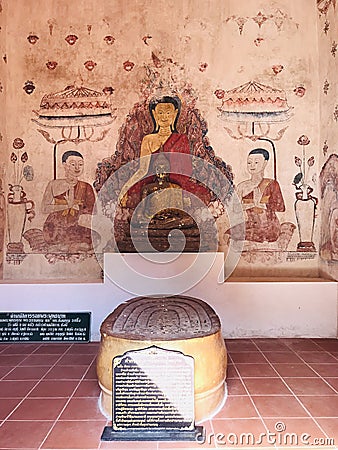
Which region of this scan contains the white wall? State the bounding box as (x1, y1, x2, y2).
(0, 253, 336, 340)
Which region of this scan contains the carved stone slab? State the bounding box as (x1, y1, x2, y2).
(100, 295, 221, 340)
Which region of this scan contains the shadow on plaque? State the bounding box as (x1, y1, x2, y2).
(101, 346, 205, 442)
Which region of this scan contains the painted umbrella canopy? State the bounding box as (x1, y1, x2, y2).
(218, 80, 293, 123)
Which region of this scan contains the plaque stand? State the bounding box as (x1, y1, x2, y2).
(101, 426, 205, 442)
(100, 346, 205, 442)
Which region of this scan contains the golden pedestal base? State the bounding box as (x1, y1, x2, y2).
(96, 296, 227, 423)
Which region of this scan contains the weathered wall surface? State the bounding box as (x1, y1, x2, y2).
(317, 0, 338, 280)
(0, 0, 336, 282)
(0, 0, 5, 280)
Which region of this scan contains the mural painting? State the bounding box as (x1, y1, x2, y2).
(1, 0, 337, 281)
(215, 80, 293, 144)
(94, 57, 234, 254)
(0, 176, 4, 278)
(318, 0, 336, 16)
(6, 139, 35, 265)
(118, 95, 212, 208)
(317, 0, 338, 279)
(225, 8, 299, 36)
(215, 80, 304, 264)
(24, 150, 100, 258)
(320, 154, 338, 262)
(293, 135, 317, 252)
(5, 86, 115, 267)
(224, 148, 296, 263)
(32, 85, 115, 180)
(225, 148, 289, 244)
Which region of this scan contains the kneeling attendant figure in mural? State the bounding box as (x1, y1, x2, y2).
(41, 150, 98, 252)
(232, 148, 285, 243)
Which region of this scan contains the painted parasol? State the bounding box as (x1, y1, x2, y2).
(32, 85, 116, 179)
(217, 80, 294, 179)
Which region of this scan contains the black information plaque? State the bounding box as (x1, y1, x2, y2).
(101, 346, 204, 442)
(0, 312, 91, 342)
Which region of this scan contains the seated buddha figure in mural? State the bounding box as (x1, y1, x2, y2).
(41, 150, 99, 252)
(227, 148, 285, 244)
(119, 95, 211, 211)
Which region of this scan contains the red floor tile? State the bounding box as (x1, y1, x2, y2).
(273, 363, 317, 377)
(0, 340, 336, 450)
(226, 363, 239, 379)
(214, 395, 258, 419)
(28, 379, 79, 397)
(281, 339, 323, 352)
(296, 351, 338, 363)
(84, 362, 98, 379)
(253, 339, 290, 352)
(284, 377, 337, 396)
(263, 352, 303, 364)
(226, 378, 247, 395)
(298, 396, 338, 417)
(1, 343, 39, 354)
(18, 354, 61, 366)
(212, 418, 267, 447)
(307, 363, 338, 377)
(315, 418, 338, 441)
(41, 420, 106, 449)
(0, 354, 27, 366)
(67, 343, 100, 354)
(263, 417, 328, 445)
(44, 364, 88, 379)
(8, 397, 68, 420)
(243, 378, 292, 395)
(59, 397, 104, 420)
(0, 366, 13, 378)
(56, 353, 95, 366)
(0, 398, 22, 420)
(32, 344, 72, 354)
(230, 352, 267, 364)
(0, 380, 37, 397)
(73, 379, 101, 397)
(0, 344, 10, 352)
(312, 339, 338, 352)
(3, 365, 50, 380)
(101, 440, 158, 449)
(0, 420, 53, 448)
(225, 339, 257, 352)
(251, 396, 309, 418)
(236, 363, 277, 378)
(325, 377, 338, 391)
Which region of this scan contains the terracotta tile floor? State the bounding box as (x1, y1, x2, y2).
(0, 338, 336, 449)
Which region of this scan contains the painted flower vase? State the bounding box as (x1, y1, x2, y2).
(7, 184, 34, 257)
(294, 188, 316, 252)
